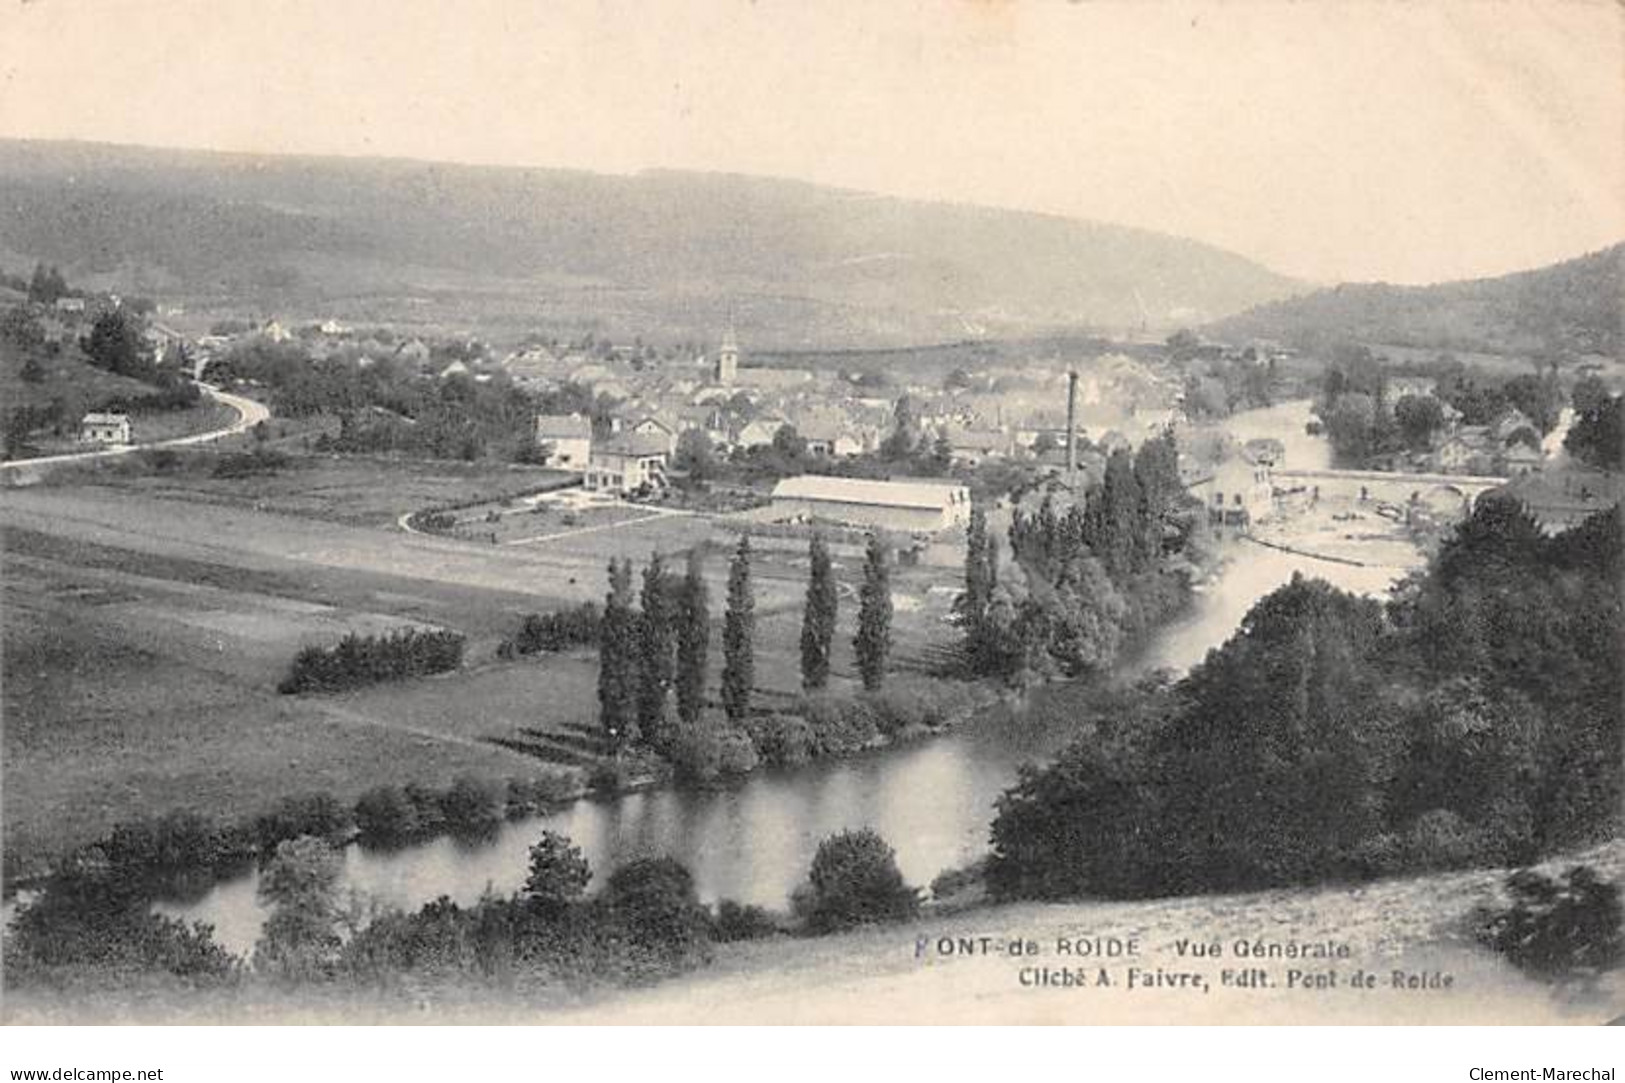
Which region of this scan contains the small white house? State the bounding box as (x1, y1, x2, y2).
(585, 434, 670, 495)
(534, 414, 592, 472)
(79, 412, 132, 445)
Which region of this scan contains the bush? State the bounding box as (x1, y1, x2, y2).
(797, 829, 919, 933)
(439, 775, 505, 838)
(353, 785, 423, 847)
(672, 716, 760, 784)
(800, 693, 880, 756)
(103, 810, 232, 875)
(865, 687, 929, 737)
(598, 857, 713, 975)
(254, 793, 351, 854)
(403, 783, 448, 837)
(504, 774, 578, 818)
(1474, 866, 1623, 983)
(212, 448, 289, 478)
(497, 604, 602, 659)
(742, 713, 816, 768)
(712, 899, 782, 942)
(1400, 809, 1490, 871)
(278, 627, 465, 694)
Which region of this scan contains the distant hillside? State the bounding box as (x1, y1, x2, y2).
(1210, 244, 1624, 358)
(0, 140, 1298, 347)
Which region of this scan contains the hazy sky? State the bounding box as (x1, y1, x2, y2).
(1, 0, 1621, 285)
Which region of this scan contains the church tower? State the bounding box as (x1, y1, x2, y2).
(715, 319, 739, 385)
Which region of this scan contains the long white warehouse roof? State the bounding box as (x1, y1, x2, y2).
(770, 474, 968, 511)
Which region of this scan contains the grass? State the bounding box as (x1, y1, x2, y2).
(0, 477, 963, 875)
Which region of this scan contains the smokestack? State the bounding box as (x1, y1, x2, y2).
(1065, 371, 1078, 484)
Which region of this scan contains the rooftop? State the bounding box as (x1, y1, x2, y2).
(771, 474, 968, 511)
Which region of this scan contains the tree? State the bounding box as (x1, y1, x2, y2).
(83, 307, 149, 379)
(961, 507, 996, 669)
(637, 553, 677, 744)
(597, 558, 640, 749)
(721, 535, 755, 722)
(522, 831, 591, 915)
(1030, 431, 1058, 457)
(880, 395, 920, 460)
(854, 533, 892, 691)
(1394, 394, 1445, 451)
(672, 428, 716, 482)
(797, 829, 919, 932)
(800, 535, 838, 690)
(1565, 393, 1621, 470)
(254, 836, 344, 981)
(27, 262, 68, 305)
(675, 550, 710, 727)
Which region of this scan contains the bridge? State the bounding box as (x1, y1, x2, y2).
(1272, 467, 1508, 512)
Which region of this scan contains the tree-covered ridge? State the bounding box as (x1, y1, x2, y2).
(990, 497, 1623, 901)
(1213, 243, 1624, 358)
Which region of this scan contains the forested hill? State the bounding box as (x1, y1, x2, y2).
(0, 140, 1298, 346)
(1209, 244, 1624, 358)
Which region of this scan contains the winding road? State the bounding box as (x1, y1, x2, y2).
(0, 383, 270, 474)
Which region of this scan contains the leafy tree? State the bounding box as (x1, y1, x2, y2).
(597, 558, 641, 749)
(960, 507, 995, 669)
(854, 533, 892, 691)
(27, 262, 68, 305)
(599, 857, 712, 966)
(721, 536, 755, 722)
(672, 427, 717, 482)
(83, 307, 150, 379)
(254, 836, 345, 981)
(1565, 393, 1621, 470)
(800, 534, 837, 690)
(1394, 393, 1445, 450)
(1501, 372, 1562, 434)
(797, 829, 919, 932)
(675, 550, 710, 727)
(1570, 374, 1610, 416)
(1030, 431, 1058, 456)
(636, 553, 677, 744)
(522, 831, 591, 914)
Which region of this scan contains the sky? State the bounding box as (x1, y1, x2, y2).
(1, 0, 1621, 285)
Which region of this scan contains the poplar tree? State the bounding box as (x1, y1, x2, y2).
(674, 549, 710, 727)
(962, 507, 995, 672)
(855, 533, 892, 691)
(637, 552, 676, 745)
(597, 558, 640, 749)
(721, 535, 755, 722)
(800, 534, 837, 690)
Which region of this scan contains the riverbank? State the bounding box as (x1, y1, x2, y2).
(10, 839, 1619, 1024)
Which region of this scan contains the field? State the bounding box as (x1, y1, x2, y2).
(45, 454, 578, 530)
(0, 471, 961, 875)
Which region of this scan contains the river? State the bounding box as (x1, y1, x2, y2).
(155, 400, 1420, 955)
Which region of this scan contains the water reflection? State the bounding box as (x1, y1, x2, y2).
(156, 401, 1420, 955)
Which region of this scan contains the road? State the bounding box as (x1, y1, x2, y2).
(0, 383, 270, 473)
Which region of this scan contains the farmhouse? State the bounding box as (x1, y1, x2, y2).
(534, 414, 592, 471)
(78, 412, 132, 445)
(585, 433, 669, 495)
(769, 475, 972, 534)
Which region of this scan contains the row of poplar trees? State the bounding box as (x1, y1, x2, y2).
(597, 532, 895, 753)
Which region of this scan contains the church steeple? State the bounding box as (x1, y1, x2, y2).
(715, 315, 739, 385)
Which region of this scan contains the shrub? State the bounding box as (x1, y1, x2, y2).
(403, 782, 447, 837)
(498, 604, 602, 658)
(672, 716, 760, 784)
(1474, 866, 1623, 983)
(800, 693, 880, 756)
(278, 627, 465, 694)
(713, 899, 782, 942)
(742, 713, 816, 768)
(254, 793, 351, 854)
(1400, 809, 1490, 871)
(797, 829, 919, 933)
(212, 448, 288, 478)
(504, 774, 578, 818)
(353, 785, 422, 846)
(865, 687, 929, 737)
(439, 775, 505, 838)
(103, 809, 230, 875)
(598, 857, 712, 973)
